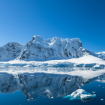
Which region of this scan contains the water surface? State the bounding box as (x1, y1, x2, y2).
(0, 67, 105, 105)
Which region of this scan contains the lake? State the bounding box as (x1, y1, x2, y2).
(0, 67, 105, 105)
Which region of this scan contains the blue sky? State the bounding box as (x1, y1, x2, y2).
(0, 0, 105, 52)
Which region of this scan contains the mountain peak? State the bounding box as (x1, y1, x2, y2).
(32, 35, 44, 43)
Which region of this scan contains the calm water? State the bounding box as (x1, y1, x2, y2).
(0, 68, 105, 105)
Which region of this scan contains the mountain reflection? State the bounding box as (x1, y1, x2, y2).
(0, 72, 85, 101)
(0, 70, 104, 101)
(19, 73, 85, 101)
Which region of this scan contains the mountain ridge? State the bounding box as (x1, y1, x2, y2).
(0, 35, 104, 61)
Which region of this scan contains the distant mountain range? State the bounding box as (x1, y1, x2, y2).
(0, 35, 104, 61)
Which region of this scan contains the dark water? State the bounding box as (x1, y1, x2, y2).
(0, 70, 105, 105)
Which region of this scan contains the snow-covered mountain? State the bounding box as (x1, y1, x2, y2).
(0, 42, 23, 61)
(18, 35, 83, 60)
(96, 51, 105, 60)
(0, 35, 105, 64)
(82, 49, 105, 60)
(0, 35, 83, 61)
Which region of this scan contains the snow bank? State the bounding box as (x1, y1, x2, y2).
(0, 55, 105, 68)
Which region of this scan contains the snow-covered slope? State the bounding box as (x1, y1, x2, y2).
(18, 35, 83, 60)
(96, 51, 105, 60)
(0, 42, 23, 61)
(96, 51, 105, 55)
(83, 49, 105, 60)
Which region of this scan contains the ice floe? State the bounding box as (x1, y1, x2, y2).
(63, 89, 96, 102)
